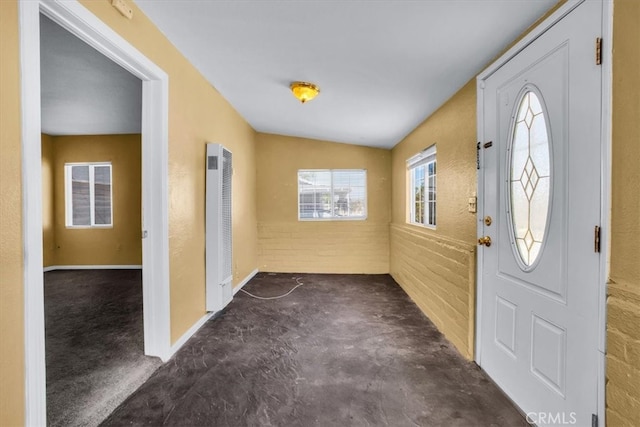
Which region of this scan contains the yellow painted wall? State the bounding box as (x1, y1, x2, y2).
(48, 134, 142, 266)
(256, 133, 390, 273)
(42, 134, 56, 267)
(0, 1, 25, 425)
(391, 81, 477, 242)
(390, 80, 478, 359)
(1, 0, 258, 422)
(607, 0, 640, 425)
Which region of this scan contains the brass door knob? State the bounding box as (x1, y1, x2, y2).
(478, 236, 492, 247)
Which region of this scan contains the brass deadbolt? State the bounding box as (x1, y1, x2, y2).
(484, 216, 493, 226)
(478, 236, 492, 247)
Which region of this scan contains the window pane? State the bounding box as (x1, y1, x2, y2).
(416, 201, 425, 224)
(409, 154, 436, 227)
(298, 170, 331, 218)
(298, 170, 366, 220)
(428, 176, 435, 202)
(94, 166, 112, 225)
(71, 166, 90, 226)
(333, 170, 365, 217)
(412, 165, 426, 224)
(429, 201, 436, 226)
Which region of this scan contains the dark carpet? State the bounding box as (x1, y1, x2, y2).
(45, 269, 162, 427)
(102, 273, 525, 426)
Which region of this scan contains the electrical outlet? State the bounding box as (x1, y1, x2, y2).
(111, 0, 133, 19)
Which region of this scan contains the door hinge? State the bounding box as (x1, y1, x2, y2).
(596, 37, 602, 65)
(594, 226, 601, 253)
(592, 413, 598, 427)
(476, 142, 481, 170)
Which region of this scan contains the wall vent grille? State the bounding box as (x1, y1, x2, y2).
(208, 155, 218, 170)
(205, 143, 233, 312)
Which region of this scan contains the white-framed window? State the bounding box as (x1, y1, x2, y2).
(298, 169, 367, 221)
(408, 145, 436, 227)
(64, 163, 113, 228)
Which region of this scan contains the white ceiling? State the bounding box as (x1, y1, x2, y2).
(40, 14, 142, 136)
(39, 1, 556, 145)
(136, 0, 556, 148)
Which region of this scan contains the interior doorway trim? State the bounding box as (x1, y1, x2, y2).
(474, 0, 612, 425)
(19, 0, 171, 424)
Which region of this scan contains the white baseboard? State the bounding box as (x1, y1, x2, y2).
(43, 265, 143, 272)
(168, 311, 215, 357)
(166, 268, 259, 359)
(234, 268, 258, 295)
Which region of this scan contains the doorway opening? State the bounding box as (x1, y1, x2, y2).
(20, 0, 171, 424)
(39, 13, 164, 425)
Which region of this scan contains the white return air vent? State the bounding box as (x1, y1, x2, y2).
(205, 143, 233, 312)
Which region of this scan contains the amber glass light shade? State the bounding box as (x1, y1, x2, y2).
(290, 81, 320, 103)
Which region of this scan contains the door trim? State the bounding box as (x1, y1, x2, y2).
(598, 1, 614, 423)
(475, 0, 612, 425)
(19, 0, 171, 424)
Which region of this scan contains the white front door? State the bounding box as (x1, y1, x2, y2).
(478, 1, 602, 425)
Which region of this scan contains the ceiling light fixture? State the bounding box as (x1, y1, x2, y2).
(290, 81, 320, 103)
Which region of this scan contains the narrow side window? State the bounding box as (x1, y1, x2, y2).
(408, 146, 436, 227)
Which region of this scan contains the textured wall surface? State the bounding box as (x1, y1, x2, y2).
(391, 80, 478, 243)
(389, 80, 478, 359)
(607, 0, 640, 425)
(0, 1, 25, 424)
(256, 133, 391, 274)
(47, 134, 142, 267)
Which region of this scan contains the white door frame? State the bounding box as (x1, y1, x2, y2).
(19, 0, 171, 424)
(475, 0, 613, 425)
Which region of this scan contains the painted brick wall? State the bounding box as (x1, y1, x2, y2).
(256, 133, 391, 275)
(606, 283, 640, 426)
(390, 224, 476, 359)
(259, 222, 389, 274)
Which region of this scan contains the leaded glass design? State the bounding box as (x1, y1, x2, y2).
(510, 91, 551, 267)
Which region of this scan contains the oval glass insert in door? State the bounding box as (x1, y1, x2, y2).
(508, 89, 552, 269)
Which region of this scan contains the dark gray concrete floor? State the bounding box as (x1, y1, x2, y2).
(102, 273, 525, 426)
(45, 270, 162, 427)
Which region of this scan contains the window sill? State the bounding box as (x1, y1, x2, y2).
(298, 216, 367, 222)
(407, 221, 436, 230)
(65, 225, 113, 229)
